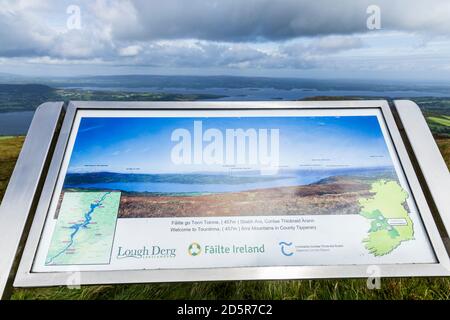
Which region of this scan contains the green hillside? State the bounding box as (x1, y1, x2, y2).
(0, 84, 224, 113)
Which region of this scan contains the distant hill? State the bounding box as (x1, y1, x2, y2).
(303, 95, 449, 137)
(0, 78, 448, 137)
(0, 83, 224, 113)
(41, 74, 450, 94)
(0, 84, 57, 112)
(64, 172, 287, 187)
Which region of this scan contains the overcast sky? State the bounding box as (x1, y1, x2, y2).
(1, 0, 450, 80)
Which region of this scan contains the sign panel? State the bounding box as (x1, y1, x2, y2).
(31, 108, 437, 273)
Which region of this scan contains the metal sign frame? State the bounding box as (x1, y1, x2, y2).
(1, 100, 449, 293)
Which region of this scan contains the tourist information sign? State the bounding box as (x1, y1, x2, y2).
(0, 100, 449, 298)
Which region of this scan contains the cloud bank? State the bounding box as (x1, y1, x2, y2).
(0, 0, 450, 78)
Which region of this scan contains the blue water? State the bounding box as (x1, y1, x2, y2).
(0, 111, 34, 135)
(66, 177, 312, 193)
(64, 168, 394, 194)
(63, 86, 450, 100)
(2, 84, 450, 135)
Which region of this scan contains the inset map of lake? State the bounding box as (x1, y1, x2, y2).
(46, 191, 121, 265)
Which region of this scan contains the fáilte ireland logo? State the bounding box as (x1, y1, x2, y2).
(188, 242, 202, 256)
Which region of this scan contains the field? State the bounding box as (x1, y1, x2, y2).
(0, 84, 223, 113)
(436, 139, 450, 161)
(429, 116, 450, 128)
(0, 136, 25, 198)
(1, 134, 449, 300)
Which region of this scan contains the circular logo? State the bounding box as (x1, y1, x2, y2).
(188, 242, 201, 256)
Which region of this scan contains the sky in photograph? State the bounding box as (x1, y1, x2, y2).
(1, 0, 450, 81)
(67, 115, 393, 173)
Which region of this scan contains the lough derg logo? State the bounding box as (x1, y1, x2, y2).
(279, 241, 294, 256)
(117, 245, 176, 259)
(188, 242, 202, 256)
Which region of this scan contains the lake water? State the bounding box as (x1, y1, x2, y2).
(2, 84, 450, 135)
(0, 111, 34, 135)
(63, 86, 450, 100)
(65, 176, 318, 194)
(64, 167, 395, 194)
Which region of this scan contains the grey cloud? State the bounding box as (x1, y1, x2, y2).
(0, 4, 53, 57)
(121, 40, 322, 70)
(129, 42, 271, 68)
(96, 0, 450, 42)
(281, 36, 364, 56)
(0, 1, 112, 59)
(97, 0, 369, 42)
(0, 0, 449, 74)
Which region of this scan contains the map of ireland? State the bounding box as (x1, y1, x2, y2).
(46, 191, 121, 265)
(359, 180, 414, 256)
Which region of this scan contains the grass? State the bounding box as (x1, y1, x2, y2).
(10, 278, 450, 300)
(1, 135, 450, 300)
(0, 136, 25, 203)
(428, 116, 450, 128)
(437, 139, 450, 163)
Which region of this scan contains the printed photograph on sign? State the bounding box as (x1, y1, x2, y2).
(32, 109, 437, 272)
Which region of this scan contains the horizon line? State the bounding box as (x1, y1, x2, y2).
(65, 166, 395, 175)
(2, 72, 450, 86)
